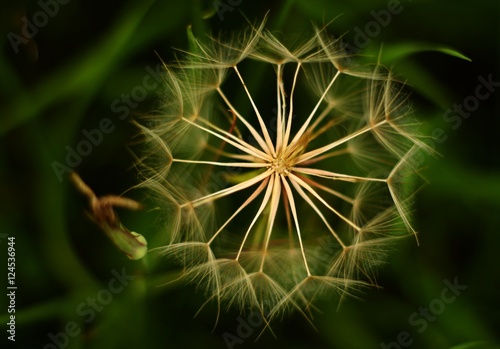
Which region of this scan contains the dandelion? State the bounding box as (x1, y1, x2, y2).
(137, 18, 426, 322)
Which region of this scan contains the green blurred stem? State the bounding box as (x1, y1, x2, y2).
(0, 0, 156, 136)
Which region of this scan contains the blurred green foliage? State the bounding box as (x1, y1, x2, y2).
(1, 0, 499, 348)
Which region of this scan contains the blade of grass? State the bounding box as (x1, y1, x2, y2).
(0, 0, 156, 136)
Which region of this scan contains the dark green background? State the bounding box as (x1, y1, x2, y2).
(1, 0, 499, 348)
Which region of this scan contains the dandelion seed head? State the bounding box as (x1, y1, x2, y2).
(138, 16, 427, 323)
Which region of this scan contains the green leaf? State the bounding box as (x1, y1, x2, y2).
(363, 42, 471, 108)
(449, 341, 500, 349)
(391, 59, 454, 109)
(0, 0, 157, 136)
(380, 42, 471, 65)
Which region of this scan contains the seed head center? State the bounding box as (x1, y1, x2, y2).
(271, 157, 291, 176)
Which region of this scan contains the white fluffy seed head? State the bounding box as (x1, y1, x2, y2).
(138, 17, 427, 323)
